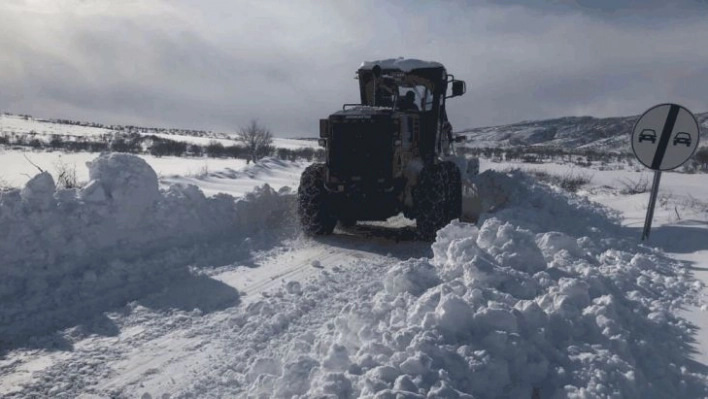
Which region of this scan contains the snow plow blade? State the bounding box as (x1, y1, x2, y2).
(458, 158, 511, 224)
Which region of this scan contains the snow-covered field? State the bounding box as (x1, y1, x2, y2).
(481, 158, 708, 204)
(0, 149, 249, 188)
(1, 114, 111, 139)
(1, 147, 707, 398)
(0, 148, 309, 198)
(130, 133, 319, 151)
(0, 113, 319, 150)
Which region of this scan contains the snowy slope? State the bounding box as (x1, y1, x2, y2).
(0, 113, 318, 149)
(1, 114, 110, 138)
(457, 112, 708, 151)
(2, 153, 707, 398)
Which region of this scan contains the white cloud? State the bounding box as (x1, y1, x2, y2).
(1, 0, 707, 136)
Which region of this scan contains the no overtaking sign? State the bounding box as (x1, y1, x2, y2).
(631, 103, 700, 171)
(631, 103, 701, 240)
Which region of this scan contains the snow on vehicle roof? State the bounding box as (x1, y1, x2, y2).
(359, 57, 444, 72)
(333, 106, 392, 115)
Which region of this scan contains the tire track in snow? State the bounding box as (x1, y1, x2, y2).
(137, 235, 426, 399)
(2, 232, 424, 399)
(1, 240, 320, 398)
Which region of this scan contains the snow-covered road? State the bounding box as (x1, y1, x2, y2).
(2, 153, 708, 398)
(2, 226, 430, 399)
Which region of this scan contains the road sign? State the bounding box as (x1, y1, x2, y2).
(630, 103, 701, 241)
(631, 103, 700, 171)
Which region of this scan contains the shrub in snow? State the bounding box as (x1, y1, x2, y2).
(617, 174, 650, 195)
(522, 169, 594, 193)
(0, 153, 296, 346)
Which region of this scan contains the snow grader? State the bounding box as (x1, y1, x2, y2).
(297, 58, 477, 241)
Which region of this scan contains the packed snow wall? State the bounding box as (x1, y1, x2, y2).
(236, 170, 708, 398)
(0, 153, 297, 346)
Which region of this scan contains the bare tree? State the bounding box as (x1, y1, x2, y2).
(53, 159, 79, 189)
(237, 119, 273, 164)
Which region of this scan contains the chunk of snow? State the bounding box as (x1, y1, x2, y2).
(383, 259, 440, 296)
(322, 344, 351, 371)
(285, 281, 303, 295)
(20, 171, 56, 210)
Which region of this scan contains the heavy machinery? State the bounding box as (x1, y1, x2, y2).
(297, 58, 468, 241)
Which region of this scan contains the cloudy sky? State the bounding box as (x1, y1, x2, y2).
(1, 0, 707, 138)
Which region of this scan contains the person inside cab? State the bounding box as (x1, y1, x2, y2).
(398, 91, 419, 111)
(373, 77, 396, 107)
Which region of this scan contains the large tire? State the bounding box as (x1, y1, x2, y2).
(414, 162, 462, 241)
(297, 163, 337, 236)
(414, 164, 447, 241)
(441, 161, 462, 222)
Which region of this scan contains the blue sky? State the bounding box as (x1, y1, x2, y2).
(1, 0, 707, 137)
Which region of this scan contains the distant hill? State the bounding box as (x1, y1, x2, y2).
(3, 110, 707, 154)
(457, 111, 708, 152)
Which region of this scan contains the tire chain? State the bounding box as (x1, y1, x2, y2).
(297, 164, 337, 235)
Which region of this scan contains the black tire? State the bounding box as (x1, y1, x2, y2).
(338, 217, 357, 228)
(297, 163, 337, 236)
(440, 161, 462, 221)
(414, 163, 448, 241)
(414, 162, 462, 241)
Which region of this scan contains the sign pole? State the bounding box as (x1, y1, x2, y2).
(641, 170, 662, 241)
(630, 103, 700, 241)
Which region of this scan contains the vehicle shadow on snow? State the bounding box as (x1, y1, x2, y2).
(0, 313, 121, 358)
(0, 223, 305, 362)
(0, 330, 76, 358)
(0, 247, 247, 357)
(312, 222, 434, 260)
(136, 270, 241, 312)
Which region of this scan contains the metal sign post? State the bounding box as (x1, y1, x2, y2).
(631, 103, 700, 241)
(641, 170, 661, 240)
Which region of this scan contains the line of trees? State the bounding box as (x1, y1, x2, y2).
(456, 145, 636, 163)
(3, 112, 223, 139)
(456, 144, 708, 173)
(0, 120, 325, 163)
(3, 117, 706, 172)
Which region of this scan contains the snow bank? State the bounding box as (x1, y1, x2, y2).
(241, 170, 707, 398)
(0, 153, 297, 346)
(469, 169, 625, 243)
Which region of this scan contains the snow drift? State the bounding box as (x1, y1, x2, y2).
(233, 170, 707, 398)
(0, 153, 297, 347)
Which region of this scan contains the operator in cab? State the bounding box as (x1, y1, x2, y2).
(398, 91, 419, 111)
